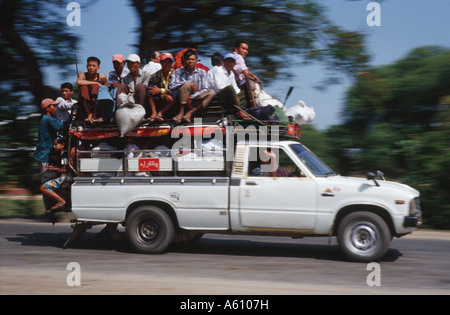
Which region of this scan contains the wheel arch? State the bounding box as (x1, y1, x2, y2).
(125, 200, 179, 229)
(333, 204, 395, 237)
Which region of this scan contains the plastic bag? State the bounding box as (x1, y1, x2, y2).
(115, 93, 146, 137)
(253, 84, 285, 108)
(286, 100, 315, 125)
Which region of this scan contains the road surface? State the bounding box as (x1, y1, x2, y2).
(1, 218, 449, 296)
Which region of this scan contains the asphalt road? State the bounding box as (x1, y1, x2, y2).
(1, 218, 449, 296)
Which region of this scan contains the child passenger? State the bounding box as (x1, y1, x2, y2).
(76, 56, 113, 123)
(40, 136, 70, 213)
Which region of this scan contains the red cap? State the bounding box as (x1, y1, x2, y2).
(112, 54, 125, 63)
(160, 52, 174, 61)
(41, 98, 59, 110)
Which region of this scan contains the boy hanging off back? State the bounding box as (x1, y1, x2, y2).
(40, 136, 71, 213)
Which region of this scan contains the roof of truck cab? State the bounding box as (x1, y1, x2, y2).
(235, 140, 301, 146)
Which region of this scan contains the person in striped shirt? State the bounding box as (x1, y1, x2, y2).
(169, 49, 216, 123)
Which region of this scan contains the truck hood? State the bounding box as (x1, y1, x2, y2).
(322, 175, 420, 197)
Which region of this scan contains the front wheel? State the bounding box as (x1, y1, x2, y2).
(126, 206, 174, 254)
(337, 211, 391, 262)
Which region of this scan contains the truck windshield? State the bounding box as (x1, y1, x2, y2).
(289, 143, 336, 176)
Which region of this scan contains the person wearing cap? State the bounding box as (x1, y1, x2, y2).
(143, 50, 162, 76)
(208, 53, 249, 119)
(116, 54, 152, 108)
(76, 56, 109, 122)
(108, 54, 130, 89)
(169, 49, 216, 123)
(146, 52, 176, 122)
(107, 54, 130, 120)
(33, 99, 65, 175)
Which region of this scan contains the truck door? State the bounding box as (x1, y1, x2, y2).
(238, 146, 317, 230)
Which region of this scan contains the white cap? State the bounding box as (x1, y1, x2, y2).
(224, 53, 236, 61)
(126, 54, 141, 63)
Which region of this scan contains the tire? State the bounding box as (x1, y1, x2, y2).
(126, 206, 175, 254)
(337, 211, 391, 262)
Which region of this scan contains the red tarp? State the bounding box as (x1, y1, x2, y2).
(70, 126, 226, 140)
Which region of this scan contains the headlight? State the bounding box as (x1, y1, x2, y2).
(409, 197, 420, 215)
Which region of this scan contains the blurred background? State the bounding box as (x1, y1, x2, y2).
(0, 0, 449, 228)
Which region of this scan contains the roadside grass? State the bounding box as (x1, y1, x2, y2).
(0, 197, 45, 219)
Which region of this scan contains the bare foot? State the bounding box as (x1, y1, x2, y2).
(182, 114, 192, 123)
(50, 200, 66, 212)
(173, 115, 183, 123)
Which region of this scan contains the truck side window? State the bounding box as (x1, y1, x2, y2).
(248, 148, 304, 177)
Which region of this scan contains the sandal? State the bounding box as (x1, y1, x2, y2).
(172, 115, 183, 124)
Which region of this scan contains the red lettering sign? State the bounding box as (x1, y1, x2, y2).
(138, 159, 160, 171)
(287, 124, 295, 135)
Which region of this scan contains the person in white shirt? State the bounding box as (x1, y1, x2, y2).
(56, 82, 77, 123)
(208, 53, 249, 119)
(143, 50, 162, 75)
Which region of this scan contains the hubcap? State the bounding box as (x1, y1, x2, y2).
(345, 222, 378, 254)
(139, 220, 159, 242)
(351, 224, 377, 250)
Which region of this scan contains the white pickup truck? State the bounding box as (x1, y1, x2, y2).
(67, 127, 421, 262)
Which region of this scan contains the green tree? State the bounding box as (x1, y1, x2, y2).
(333, 46, 450, 229)
(131, 0, 369, 84)
(0, 0, 92, 189)
(0, 0, 84, 105)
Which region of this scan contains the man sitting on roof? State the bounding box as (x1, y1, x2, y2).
(233, 39, 259, 89)
(169, 49, 215, 123)
(116, 54, 151, 110)
(106, 54, 130, 122)
(208, 53, 250, 120)
(173, 48, 210, 72)
(146, 52, 176, 122)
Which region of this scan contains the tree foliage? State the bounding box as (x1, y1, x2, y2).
(0, 0, 85, 106)
(131, 0, 369, 84)
(0, 0, 91, 188)
(329, 46, 450, 229)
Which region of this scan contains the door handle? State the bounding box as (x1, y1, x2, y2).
(245, 181, 258, 186)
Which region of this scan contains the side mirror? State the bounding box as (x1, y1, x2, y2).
(366, 172, 380, 186)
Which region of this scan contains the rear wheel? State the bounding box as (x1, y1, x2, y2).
(337, 211, 391, 262)
(126, 206, 174, 254)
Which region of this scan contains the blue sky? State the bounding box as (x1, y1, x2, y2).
(49, 0, 450, 130)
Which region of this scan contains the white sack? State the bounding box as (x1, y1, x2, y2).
(115, 93, 146, 137)
(254, 84, 285, 109)
(286, 100, 316, 125)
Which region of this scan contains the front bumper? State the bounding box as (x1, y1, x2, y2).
(403, 211, 422, 227)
